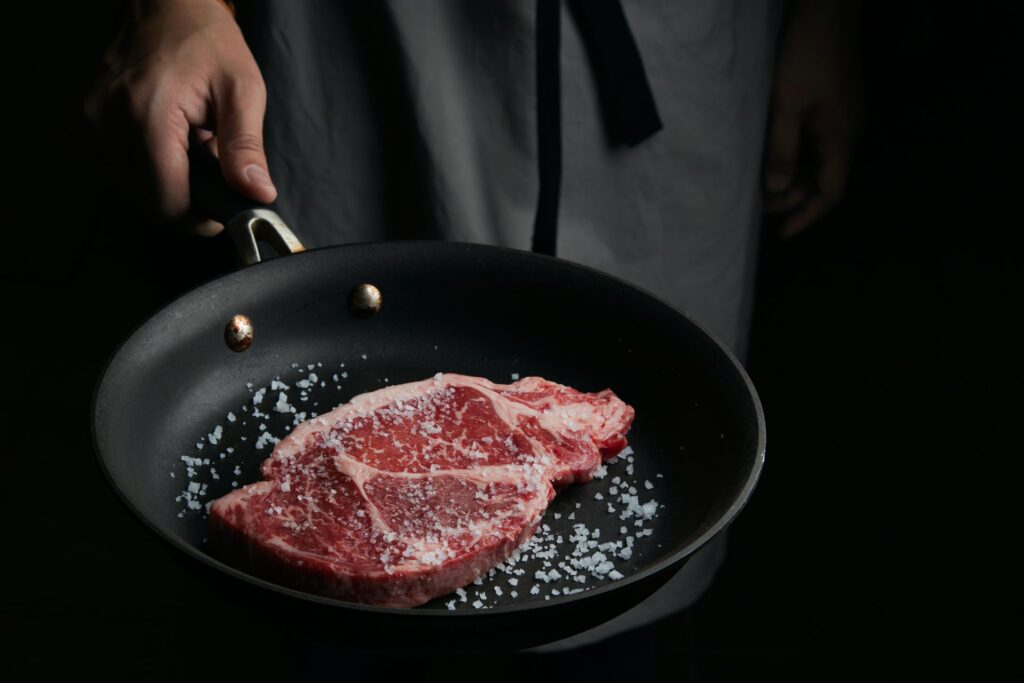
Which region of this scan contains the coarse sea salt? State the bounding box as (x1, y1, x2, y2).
(177, 365, 660, 605)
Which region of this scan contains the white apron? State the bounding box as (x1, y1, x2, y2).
(236, 0, 783, 649)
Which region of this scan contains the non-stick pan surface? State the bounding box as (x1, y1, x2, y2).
(93, 241, 764, 651)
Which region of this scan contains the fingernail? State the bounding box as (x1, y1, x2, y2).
(765, 173, 789, 193)
(244, 164, 276, 194)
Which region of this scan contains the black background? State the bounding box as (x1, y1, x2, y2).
(2, 2, 1020, 679)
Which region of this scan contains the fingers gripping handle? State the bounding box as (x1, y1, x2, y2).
(187, 134, 304, 265)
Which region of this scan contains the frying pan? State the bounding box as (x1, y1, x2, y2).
(91, 146, 765, 652)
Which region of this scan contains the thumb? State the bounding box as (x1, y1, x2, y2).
(213, 76, 277, 204)
(764, 103, 801, 194)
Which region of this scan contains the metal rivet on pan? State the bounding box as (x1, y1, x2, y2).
(225, 314, 254, 352)
(349, 283, 383, 318)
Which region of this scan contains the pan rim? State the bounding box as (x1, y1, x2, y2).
(91, 239, 766, 618)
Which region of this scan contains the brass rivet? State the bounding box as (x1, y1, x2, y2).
(349, 283, 383, 317)
(225, 314, 254, 352)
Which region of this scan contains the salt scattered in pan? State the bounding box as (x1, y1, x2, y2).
(273, 392, 295, 414)
(255, 431, 279, 450)
(207, 425, 223, 445)
(176, 363, 663, 605)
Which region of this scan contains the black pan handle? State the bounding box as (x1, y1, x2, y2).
(186, 133, 262, 225)
(187, 134, 305, 266)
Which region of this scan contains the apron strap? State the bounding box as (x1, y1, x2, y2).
(532, 0, 663, 256)
(532, 0, 562, 256)
(569, 0, 664, 146)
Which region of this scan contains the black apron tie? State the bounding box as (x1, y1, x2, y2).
(532, 0, 562, 256)
(531, 0, 663, 257)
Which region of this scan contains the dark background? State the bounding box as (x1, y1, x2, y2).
(2, 2, 1020, 679)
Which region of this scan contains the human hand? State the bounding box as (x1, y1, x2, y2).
(86, 0, 275, 235)
(763, 0, 864, 239)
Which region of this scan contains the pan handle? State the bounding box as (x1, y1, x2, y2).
(187, 134, 305, 266)
(225, 209, 305, 266)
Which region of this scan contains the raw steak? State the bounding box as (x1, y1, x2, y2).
(209, 373, 634, 608)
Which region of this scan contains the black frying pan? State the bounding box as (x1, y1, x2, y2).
(91, 146, 765, 652)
